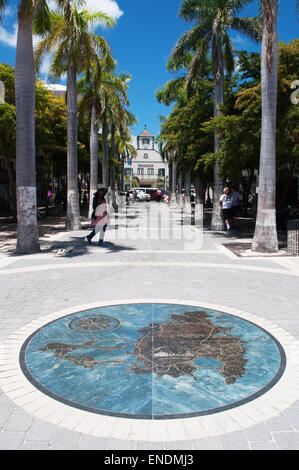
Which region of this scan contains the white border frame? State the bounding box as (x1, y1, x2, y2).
(1, 299, 299, 442)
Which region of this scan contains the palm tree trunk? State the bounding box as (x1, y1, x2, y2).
(65, 64, 81, 230)
(102, 119, 109, 188)
(178, 171, 183, 205)
(195, 177, 205, 205)
(252, 0, 279, 253)
(170, 157, 177, 204)
(15, 8, 40, 254)
(184, 170, 191, 206)
(211, 38, 225, 231)
(89, 101, 98, 218)
(120, 154, 125, 191)
(110, 122, 117, 210)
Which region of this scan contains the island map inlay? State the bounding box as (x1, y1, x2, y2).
(20, 303, 285, 419)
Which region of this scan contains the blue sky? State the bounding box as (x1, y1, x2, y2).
(0, 0, 298, 141)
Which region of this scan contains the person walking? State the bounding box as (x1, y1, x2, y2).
(219, 187, 233, 231)
(86, 185, 109, 246)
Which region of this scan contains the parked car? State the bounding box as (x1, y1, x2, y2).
(136, 190, 150, 202)
(146, 188, 162, 201)
(132, 187, 164, 201)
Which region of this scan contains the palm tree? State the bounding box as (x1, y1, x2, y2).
(77, 59, 115, 217)
(114, 129, 137, 192)
(79, 65, 133, 213)
(99, 71, 130, 191)
(251, 0, 279, 253)
(110, 108, 137, 199)
(14, 0, 55, 254)
(15, 3, 38, 253)
(170, 0, 261, 230)
(35, 2, 115, 230)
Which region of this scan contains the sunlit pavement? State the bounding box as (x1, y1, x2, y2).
(1, 201, 299, 450)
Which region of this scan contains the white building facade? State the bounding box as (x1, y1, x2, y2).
(124, 126, 168, 189)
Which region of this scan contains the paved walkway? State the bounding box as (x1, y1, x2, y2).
(0, 202, 299, 450)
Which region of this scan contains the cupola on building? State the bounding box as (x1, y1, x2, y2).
(124, 125, 168, 189)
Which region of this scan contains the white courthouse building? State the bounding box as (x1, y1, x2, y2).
(124, 126, 168, 189)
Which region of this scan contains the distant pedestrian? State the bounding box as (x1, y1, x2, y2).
(86, 185, 109, 246)
(231, 186, 243, 226)
(47, 188, 52, 202)
(82, 191, 88, 205)
(54, 190, 65, 214)
(219, 187, 233, 231)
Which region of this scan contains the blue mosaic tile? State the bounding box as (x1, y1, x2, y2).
(19, 303, 286, 419)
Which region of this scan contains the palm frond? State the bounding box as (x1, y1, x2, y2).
(222, 32, 235, 74)
(179, 0, 215, 23)
(230, 16, 262, 43)
(83, 10, 116, 29)
(0, 0, 8, 23)
(156, 77, 186, 105)
(170, 23, 212, 63)
(185, 35, 211, 95)
(33, 0, 51, 35)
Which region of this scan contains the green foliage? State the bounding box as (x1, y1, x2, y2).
(0, 64, 69, 177)
(157, 37, 298, 190)
(0, 64, 16, 156)
(170, 0, 262, 93)
(157, 78, 214, 181)
(35, 6, 115, 80)
(199, 40, 299, 182)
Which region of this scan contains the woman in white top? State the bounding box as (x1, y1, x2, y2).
(219, 187, 232, 231)
(86, 186, 109, 246)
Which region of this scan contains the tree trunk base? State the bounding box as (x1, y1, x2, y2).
(16, 225, 40, 254)
(251, 236, 279, 253)
(16, 187, 40, 254)
(65, 190, 81, 231)
(211, 213, 225, 231)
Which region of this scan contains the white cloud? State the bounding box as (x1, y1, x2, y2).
(0, 0, 123, 47)
(2, 6, 15, 17)
(0, 1, 123, 81)
(48, 0, 123, 19)
(0, 22, 17, 47)
(85, 0, 123, 19)
(231, 34, 249, 47)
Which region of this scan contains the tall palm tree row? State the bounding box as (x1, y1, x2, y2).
(113, 122, 137, 193)
(103, 73, 132, 201)
(170, 0, 262, 230)
(0, 0, 117, 251)
(2, 0, 69, 254)
(251, 0, 279, 253)
(78, 60, 113, 218)
(99, 71, 130, 192)
(78, 66, 131, 217)
(35, 2, 115, 230)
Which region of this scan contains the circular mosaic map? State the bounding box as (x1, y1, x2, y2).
(20, 303, 286, 419)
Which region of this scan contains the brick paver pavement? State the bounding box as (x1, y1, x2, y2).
(1, 202, 299, 451)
